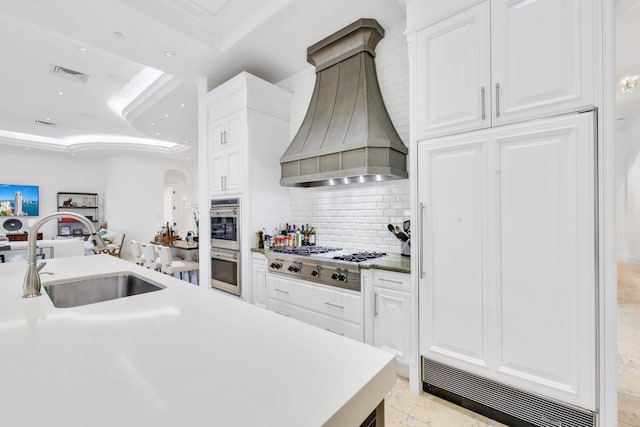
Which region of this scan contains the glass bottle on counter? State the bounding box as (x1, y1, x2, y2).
(303, 224, 310, 246)
(309, 227, 316, 246)
(295, 227, 301, 247)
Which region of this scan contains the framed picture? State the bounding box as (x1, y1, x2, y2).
(72, 229, 83, 236)
(60, 226, 71, 236)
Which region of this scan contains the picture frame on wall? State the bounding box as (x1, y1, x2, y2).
(60, 226, 71, 236)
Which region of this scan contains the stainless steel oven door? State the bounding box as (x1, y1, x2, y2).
(210, 247, 240, 296)
(210, 204, 240, 250)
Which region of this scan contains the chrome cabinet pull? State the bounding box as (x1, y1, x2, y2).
(223, 130, 227, 144)
(495, 83, 500, 118)
(420, 202, 425, 278)
(220, 176, 224, 191)
(325, 301, 344, 309)
(220, 131, 225, 144)
(325, 328, 344, 336)
(275, 288, 289, 294)
(481, 86, 486, 120)
(378, 278, 403, 285)
(275, 310, 289, 317)
(374, 293, 378, 317)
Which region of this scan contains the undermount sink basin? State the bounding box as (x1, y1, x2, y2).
(44, 273, 165, 308)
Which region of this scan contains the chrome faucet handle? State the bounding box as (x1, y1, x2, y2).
(36, 261, 47, 272)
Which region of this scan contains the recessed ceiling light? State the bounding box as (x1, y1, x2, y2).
(186, 156, 190, 160)
(57, 91, 64, 95)
(71, 153, 76, 156)
(155, 132, 160, 136)
(165, 51, 175, 57)
(179, 103, 186, 108)
(45, 117, 51, 121)
(113, 31, 124, 38)
(163, 114, 169, 118)
(78, 46, 87, 52)
(184, 140, 189, 144)
(150, 122, 156, 126)
(26, 147, 30, 151)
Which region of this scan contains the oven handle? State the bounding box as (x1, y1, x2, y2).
(210, 251, 238, 262)
(210, 207, 238, 217)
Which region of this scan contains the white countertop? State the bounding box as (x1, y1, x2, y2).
(0, 256, 396, 427)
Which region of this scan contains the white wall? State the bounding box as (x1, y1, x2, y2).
(616, 115, 640, 261)
(276, 22, 410, 254)
(0, 149, 105, 239)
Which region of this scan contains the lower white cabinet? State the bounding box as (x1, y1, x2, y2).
(266, 275, 363, 341)
(363, 269, 411, 377)
(251, 253, 267, 308)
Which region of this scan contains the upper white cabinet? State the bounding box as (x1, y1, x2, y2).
(413, 0, 596, 139)
(417, 112, 596, 409)
(208, 111, 245, 149)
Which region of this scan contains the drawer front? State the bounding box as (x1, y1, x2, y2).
(268, 299, 363, 342)
(267, 277, 362, 324)
(372, 270, 410, 292)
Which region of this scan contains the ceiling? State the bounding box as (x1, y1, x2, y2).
(0, 0, 406, 161)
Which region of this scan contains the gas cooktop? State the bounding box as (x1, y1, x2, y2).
(265, 247, 387, 291)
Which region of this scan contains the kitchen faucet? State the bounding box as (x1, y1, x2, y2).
(23, 212, 108, 298)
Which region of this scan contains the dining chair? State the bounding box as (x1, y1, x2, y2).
(130, 240, 145, 265)
(140, 243, 161, 271)
(156, 245, 199, 283)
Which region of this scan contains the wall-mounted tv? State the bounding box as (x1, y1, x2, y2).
(0, 184, 39, 216)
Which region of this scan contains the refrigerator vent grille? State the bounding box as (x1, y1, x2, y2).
(50, 65, 89, 84)
(422, 358, 596, 427)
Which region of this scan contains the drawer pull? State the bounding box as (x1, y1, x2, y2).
(275, 288, 289, 294)
(378, 278, 403, 285)
(275, 310, 289, 317)
(325, 301, 344, 310)
(325, 328, 344, 336)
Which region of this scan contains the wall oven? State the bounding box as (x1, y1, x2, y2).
(210, 247, 240, 296)
(210, 198, 239, 250)
(210, 198, 241, 296)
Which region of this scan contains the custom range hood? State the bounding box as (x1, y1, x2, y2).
(280, 18, 408, 187)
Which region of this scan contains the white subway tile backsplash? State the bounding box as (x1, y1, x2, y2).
(276, 21, 410, 254)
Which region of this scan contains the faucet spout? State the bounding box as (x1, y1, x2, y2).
(22, 212, 108, 298)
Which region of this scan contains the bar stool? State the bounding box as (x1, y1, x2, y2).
(156, 245, 199, 283)
(130, 240, 145, 265)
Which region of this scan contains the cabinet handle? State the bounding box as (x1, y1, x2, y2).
(374, 292, 378, 317)
(495, 83, 500, 118)
(275, 310, 289, 317)
(378, 278, 403, 285)
(275, 288, 289, 294)
(220, 176, 224, 191)
(420, 202, 425, 278)
(480, 86, 486, 120)
(223, 176, 226, 191)
(220, 131, 225, 144)
(223, 130, 227, 144)
(325, 328, 344, 336)
(325, 301, 344, 310)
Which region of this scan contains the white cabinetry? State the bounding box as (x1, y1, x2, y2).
(204, 72, 291, 300)
(363, 269, 411, 378)
(267, 275, 363, 341)
(417, 112, 596, 409)
(413, 0, 595, 139)
(252, 253, 267, 309)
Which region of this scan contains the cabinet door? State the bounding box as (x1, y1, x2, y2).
(252, 255, 267, 308)
(418, 135, 491, 372)
(209, 151, 225, 195)
(373, 287, 410, 366)
(415, 1, 491, 139)
(223, 144, 244, 193)
(208, 119, 225, 149)
(224, 111, 245, 145)
(491, 112, 595, 409)
(490, 0, 595, 125)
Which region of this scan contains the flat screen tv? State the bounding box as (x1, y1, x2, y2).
(0, 184, 39, 216)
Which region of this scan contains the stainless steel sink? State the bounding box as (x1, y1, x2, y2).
(44, 273, 165, 308)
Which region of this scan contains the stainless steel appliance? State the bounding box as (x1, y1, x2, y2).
(265, 247, 386, 292)
(210, 247, 240, 296)
(210, 198, 239, 250)
(210, 198, 241, 296)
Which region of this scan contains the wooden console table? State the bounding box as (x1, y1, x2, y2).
(6, 233, 43, 242)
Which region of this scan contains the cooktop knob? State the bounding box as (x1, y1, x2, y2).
(311, 269, 320, 277)
(337, 273, 347, 282)
(331, 272, 339, 280)
(270, 262, 282, 269)
(288, 265, 300, 273)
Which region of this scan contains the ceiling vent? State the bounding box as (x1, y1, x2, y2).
(34, 120, 57, 128)
(50, 65, 90, 84)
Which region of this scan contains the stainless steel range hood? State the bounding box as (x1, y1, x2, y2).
(280, 18, 408, 187)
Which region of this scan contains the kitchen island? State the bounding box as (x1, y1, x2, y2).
(0, 255, 395, 426)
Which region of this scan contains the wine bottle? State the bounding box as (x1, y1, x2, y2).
(309, 227, 316, 246)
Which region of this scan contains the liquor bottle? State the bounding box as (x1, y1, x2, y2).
(302, 224, 308, 246)
(295, 227, 302, 247)
(309, 227, 316, 246)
